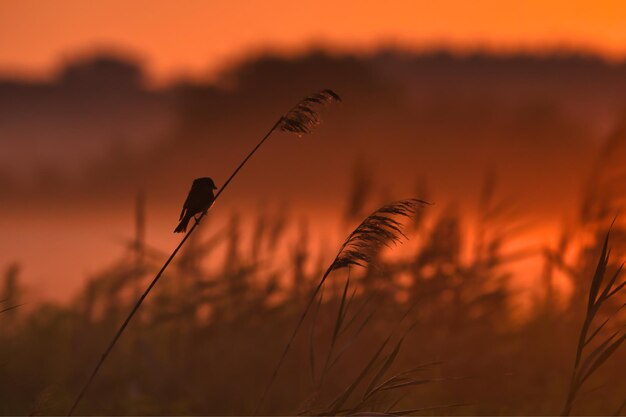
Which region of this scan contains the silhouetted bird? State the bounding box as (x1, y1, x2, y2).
(174, 177, 218, 233)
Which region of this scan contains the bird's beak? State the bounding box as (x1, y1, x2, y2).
(213, 185, 218, 190)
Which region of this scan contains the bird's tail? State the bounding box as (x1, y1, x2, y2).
(174, 215, 191, 233)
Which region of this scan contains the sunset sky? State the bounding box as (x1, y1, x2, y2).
(2, 0, 626, 84)
(3, 4, 626, 415)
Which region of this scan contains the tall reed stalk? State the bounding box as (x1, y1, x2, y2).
(256, 198, 427, 412)
(67, 89, 340, 416)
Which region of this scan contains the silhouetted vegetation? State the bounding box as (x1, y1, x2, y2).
(4, 51, 626, 416)
(3, 147, 626, 414)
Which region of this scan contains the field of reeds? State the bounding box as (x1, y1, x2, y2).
(3, 93, 626, 416)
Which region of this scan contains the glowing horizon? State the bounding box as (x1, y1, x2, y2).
(3, 0, 626, 85)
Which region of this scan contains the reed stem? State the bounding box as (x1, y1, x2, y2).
(67, 119, 281, 416)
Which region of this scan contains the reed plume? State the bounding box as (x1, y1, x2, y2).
(278, 89, 341, 135)
(67, 89, 340, 416)
(332, 199, 424, 270)
(257, 198, 428, 412)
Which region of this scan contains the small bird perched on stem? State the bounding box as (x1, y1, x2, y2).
(66, 90, 340, 417)
(174, 177, 218, 233)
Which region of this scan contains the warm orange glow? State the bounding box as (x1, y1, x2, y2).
(3, 0, 626, 84)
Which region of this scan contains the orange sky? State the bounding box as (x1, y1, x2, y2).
(2, 0, 626, 84)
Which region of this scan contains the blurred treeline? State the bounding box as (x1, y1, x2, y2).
(3, 127, 626, 415)
(3, 49, 626, 214)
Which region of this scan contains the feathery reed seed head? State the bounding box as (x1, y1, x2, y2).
(331, 199, 428, 270)
(279, 89, 341, 135)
